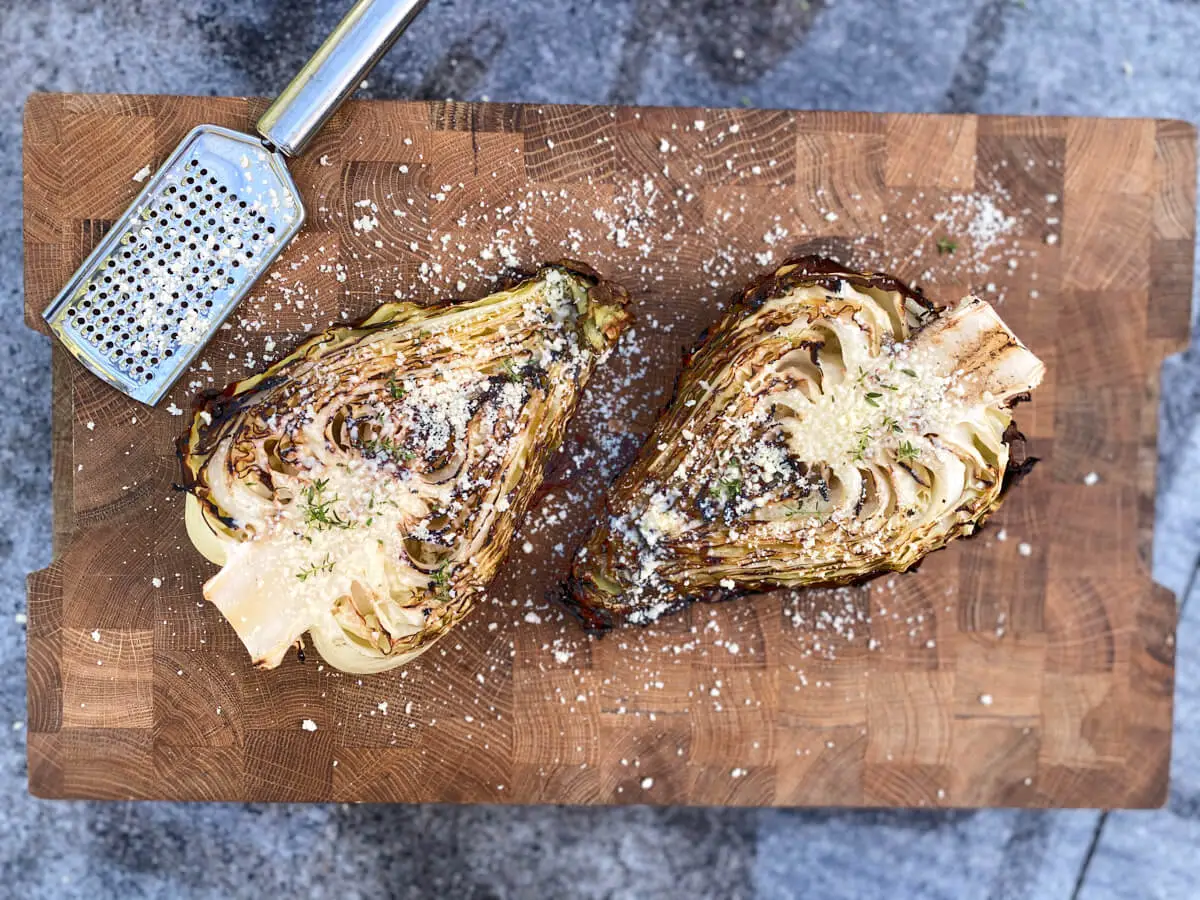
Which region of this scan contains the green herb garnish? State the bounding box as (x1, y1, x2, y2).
(853, 426, 871, 461)
(297, 555, 335, 581)
(501, 358, 524, 383)
(897, 440, 920, 461)
(429, 562, 452, 601)
(303, 482, 350, 530)
(363, 436, 415, 464)
(936, 237, 958, 255)
(712, 476, 742, 502)
(710, 460, 743, 502)
(865, 392, 882, 407)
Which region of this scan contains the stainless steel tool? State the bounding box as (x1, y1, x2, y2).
(43, 0, 429, 405)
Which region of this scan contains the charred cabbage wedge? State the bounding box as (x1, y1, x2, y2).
(566, 256, 1044, 631)
(181, 262, 631, 673)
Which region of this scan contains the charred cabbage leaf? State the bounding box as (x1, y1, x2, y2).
(181, 262, 631, 672)
(566, 256, 1044, 631)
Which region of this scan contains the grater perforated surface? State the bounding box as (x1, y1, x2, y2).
(43, 125, 304, 406)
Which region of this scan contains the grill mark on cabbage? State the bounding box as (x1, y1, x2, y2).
(952, 325, 1024, 380)
(567, 255, 1043, 629)
(738, 255, 934, 314)
(180, 265, 634, 670)
(898, 461, 930, 488)
(790, 338, 825, 371)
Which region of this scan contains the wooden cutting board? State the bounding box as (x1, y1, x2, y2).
(23, 93, 1192, 807)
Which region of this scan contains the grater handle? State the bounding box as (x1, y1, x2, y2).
(257, 0, 429, 157)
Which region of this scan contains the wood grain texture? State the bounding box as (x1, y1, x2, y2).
(23, 93, 1193, 807)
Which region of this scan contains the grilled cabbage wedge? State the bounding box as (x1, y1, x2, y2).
(566, 256, 1044, 631)
(181, 262, 630, 673)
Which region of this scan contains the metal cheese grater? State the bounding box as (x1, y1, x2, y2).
(43, 0, 429, 406)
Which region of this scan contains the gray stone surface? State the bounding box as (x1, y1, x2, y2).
(755, 808, 1099, 900)
(1, 1, 1198, 898)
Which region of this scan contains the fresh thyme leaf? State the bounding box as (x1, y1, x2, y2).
(709, 459, 743, 502)
(853, 426, 872, 461)
(363, 436, 415, 464)
(387, 375, 406, 399)
(302, 481, 351, 530)
(902, 368, 918, 378)
(501, 358, 524, 383)
(429, 562, 453, 602)
(936, 237, 958, 255)
(297, 555, 335, 581)
(711, 476, 742, 501)
(897, 440, 920, 461)
(865, 392, 882, 407)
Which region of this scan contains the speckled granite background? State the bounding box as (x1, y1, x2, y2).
(3, 1, 1199, 898)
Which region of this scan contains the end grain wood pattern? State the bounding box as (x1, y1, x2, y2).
(23, 94, 1192, 807)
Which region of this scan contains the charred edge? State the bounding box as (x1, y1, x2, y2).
(669, 568, 893, 622)
(576, 564, 915, 634)
(999, 421, 1038, 498)
(650, 256, 936, 446)
(495, 258, 603, 292)
(174, 433, 193, 486)
(697, 586, 741, 605)
(583, 277, 633, 315)
(739, 255, 934, 314)
(184, 373, 291, 462)
(175, 258, 625, 463)
(495, 266, 540, 290)
(552, 257, 604, 282)
(203, 378, 284, 425)
(558, 576, 617, 634)
(797, 339, 824, 366)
